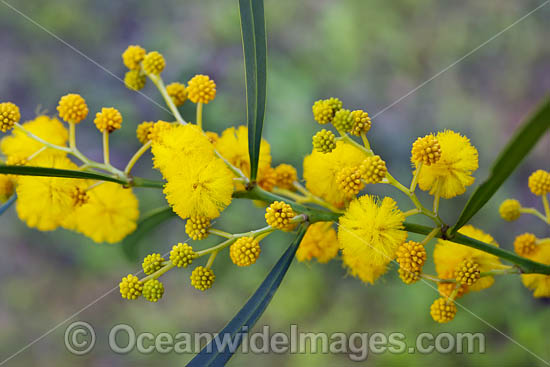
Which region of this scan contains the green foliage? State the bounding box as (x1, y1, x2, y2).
(239, 0, 267, 181)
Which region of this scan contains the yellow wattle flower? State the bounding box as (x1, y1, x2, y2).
(303, 140, 368, 207)
(163, 155, 234, 219)
(434, 225, 503, 292)
(73, 182, 139, 244)
(338, 195, 407, 283)
(415, 130, 478, 199)
(521, 242, 550, 298)
(15, 154, 84, 231)
(1, 115, 68, 160)
(296, 222, 339, 263)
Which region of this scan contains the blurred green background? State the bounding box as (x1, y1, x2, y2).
(1, 0, 549, 366)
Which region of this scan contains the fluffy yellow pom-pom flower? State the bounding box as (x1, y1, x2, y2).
(124, 70, 146, 91)
(411, 134, 441, 166)
(342, 251, 389, 285)
(338, 195, 407, 271)
(185, 216, 211, 240)
(142, 51, 165, 75)
(119, 274, 142, 300)
(170, 243, 197, 268)
(0, 102, 20, 132)
(16, 154, 85, 231)
(499, 199, 521, 221)
(187, 74, 216, 104)
(521, 242, 550, 298)
(166, 82, 188, 106)
(415, 130, 478, 199)
(336, 166, 364, 197)
(230, 237, 261, 267)
(514, 233, 538, 257)
(303, 141, 368, 207)
(274, 164, 297, 190)
(57, 94, 88, 124)
(528, 169, 550, 196)
(94, 107, 122, 133)
(434, 225, 503, 292)
(430, 297, 457, 323)
(257, 165, 277, 192)
(1, 115, 68, 160)
(122, 45, 146, 70)
(296, 222, 339, 263)
(163, 155, 234, 219)
(73, 182, 139, 243)
(265, 201, 296, 231)
(190, 266, 215, 291)
(360, 155, 387, 184)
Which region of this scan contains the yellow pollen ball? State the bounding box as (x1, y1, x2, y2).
(57, 94, 89, 124)
(122, 45, 146, 70)
(332, 108, 353, 133)
(360, 155, 387, 184)
(312, 100, 334, 125)
(142, 51, 166, 75)
(94, 107, 122, 133)
(187, 74, 217, 104)
(411, 134, 442, 166)
(230, 237, 261, 267)
(170, 243, 197, 268)
(124, 70, 146, 91)
(71, 187, 89, 207)
(350, 110, 371, 136)
(514, 233, 538, 257)
(336, 166, 364, 197)
(190, 266, 215, 291)
(274, 164, 297, 190)
(398, 268, 421, 284)
(142, 279, 164, 302)
(312, 129, 336, 153)
(0, 102, 20, 132)
(185, 216, 211, 240)
(499, 199, 521, 221)
(119, 274, 142, 300)
(528, 170, 550, 196)
(396, 241, 427, 272)
(166, 82, 188, 106)
(136, 121, 155, 144)
(265, 201, 296, 231)
(430, 297, 457, 323)
(142, 253, 165, 275)
(454, 259, 481, 286)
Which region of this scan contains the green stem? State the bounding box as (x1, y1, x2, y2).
(209, 228, 233, 239)
(103, 131, 110, 166)
(69, 122, 76, 150)
(520, 207, 548, 223)
(140, 262, 175, 283)
(410, 162, 422, 192)
(124, 140, 152, 175)
(542, 195, 550, 223)
(197, 102, 203, 130)
(148, 74, 187, 125)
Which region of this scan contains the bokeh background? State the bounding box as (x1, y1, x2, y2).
(1, 0, 550, 366)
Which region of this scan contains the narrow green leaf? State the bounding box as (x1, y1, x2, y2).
(187, 225, 308, 367)
(0, 165, 126, 184)
(239, 0, 267, 181)
(0, 194, 16, 216)
(121, 206, 176, 260)
(451, 99, 550, 234)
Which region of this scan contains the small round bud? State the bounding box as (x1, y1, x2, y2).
(94, 107, 122, 133)
(350, 109, 371, 136)
(360, 155, 387, 184)
(166, 82, 188, 106)
(411, 134, 441, 166)
(398, 268, 421, 284)
(148, 120, 172, 143)
(0, 102, 20, 132)
(187, 74, 216, 104)
(0, 175, 15, 203)
(57, 94, 88, 124)
(258, 166, 277, 192)
(312, 129, 336, 153)
(142, 279, 164, 302)
(274, 164, 297, 190)
(230, 237, 261, 267)
(514, 233, 538, 257)
(136, 121, 155, 144)
(170, 242, 197, 268)
(324, 97, 343, 113)
(528, 170, 550, 196)
(71, 187, 89, 207)
(124, 70, 146, 91)
(396, 241, 426, 272)
(142, 253, 165, 275)
(185, 216, 211, 241)
(336, 166, 364, 197)
(454, 259, 480, 286)
(312, 100, 334, 125)
(332, 108, 353, 132)
(499, 199, 521, 221)
(119, 274, 142, 300)
(190, 266, 215, 291)
(122, 45, 146, 70)
(430, 297, 457, 323)
(142, 51, 166, 75)
(265, 201, 296, 231)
